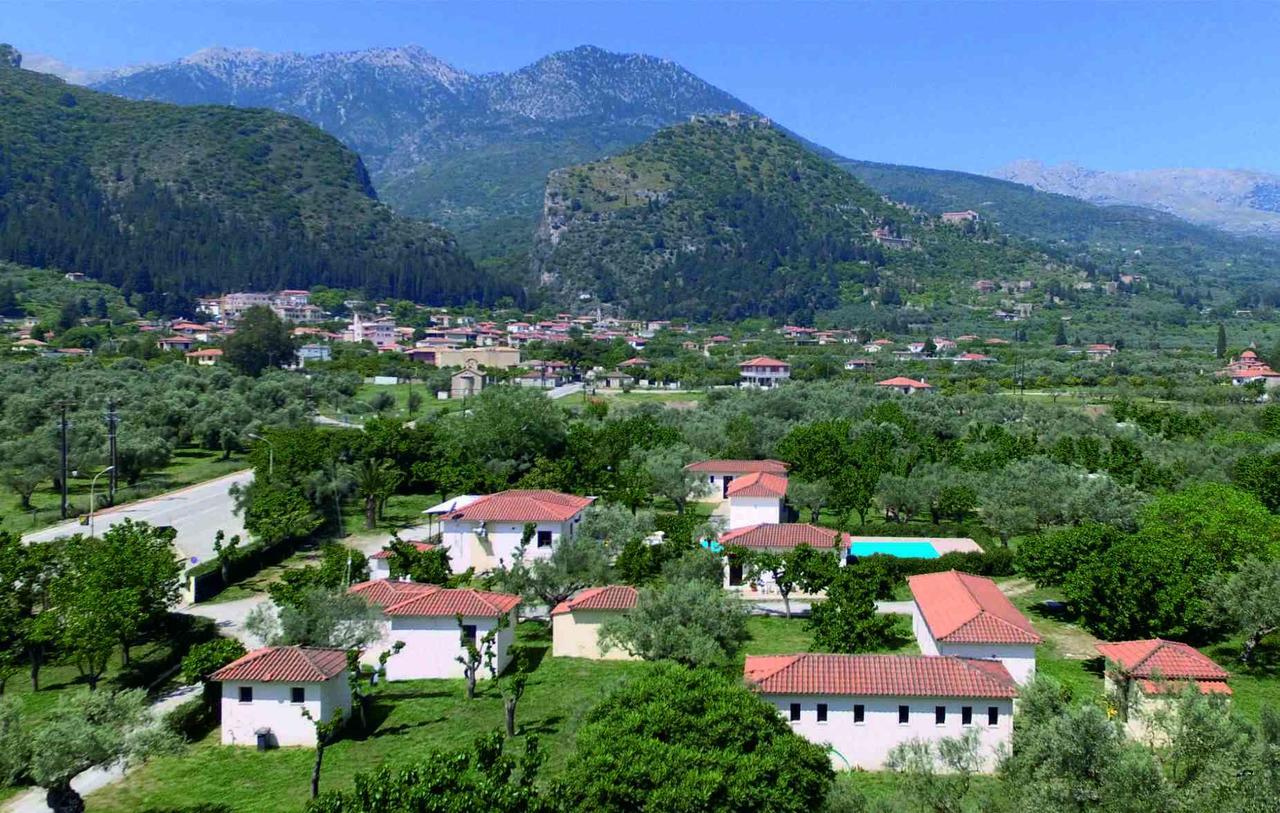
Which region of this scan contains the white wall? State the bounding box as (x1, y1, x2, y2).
(728, 496, 781, 529)
(369, 557, 392, 579)
(551, 609, 637, 660)
(764, 693, 1013, 771)
(441, 518, 577, 574)
(219, 676, 351, 747)
(911, 604, 1037, 684)
(385, 610, 516, 680)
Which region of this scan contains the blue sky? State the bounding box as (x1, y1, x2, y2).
(9, 1, 1280, 174)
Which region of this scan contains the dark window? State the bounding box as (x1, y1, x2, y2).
(722, 476, 734, 497)
(728, 560, 744, 586)
(898, 705, 909, 724)
(290, 687, 305, 704)
(935, 706, 947, 725)
(789, 703, 801, 722)
(962, 706, 973, 726)
(817, 703, 828, 723)
(238, 686, 252, 703)
(536, 530, 553, 548)
(461, 624, 478, 646)
(988, 706, 1000, 726)
(854, 704, 865, 724)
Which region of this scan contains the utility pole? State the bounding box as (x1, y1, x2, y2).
(57, 401, 71, 519)
(105, 399, 119, 504)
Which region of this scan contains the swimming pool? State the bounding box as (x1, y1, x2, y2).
(847, 540, 941, 559)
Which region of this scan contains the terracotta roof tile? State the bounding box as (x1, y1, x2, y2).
(685, 459, 789, 474)
(1096, 639, 1230, 682)
(369, 542, 437, 560)
(739, 356, 789, 367)
(550, 585, 638, 616)
(385, 588, 521, 618)
(876, 376, 933, 389)
(720, 523, 844, 550)
(744, 654, 1018, 698)
(348, 578, 441, 609)
(909, 571, 1041, 645)
(726, 471, 788, 498)
(211, 646, 348, 683)
(442, 490, 594, 523)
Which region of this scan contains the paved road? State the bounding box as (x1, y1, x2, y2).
(547, 382, 584, 400)
(23, 470, 252, 567)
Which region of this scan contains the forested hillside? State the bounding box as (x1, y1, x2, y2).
(0, 51, 518, 310)
(533, 117, 1073, 321)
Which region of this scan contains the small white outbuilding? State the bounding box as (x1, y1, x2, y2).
(211, 646, 351, 748)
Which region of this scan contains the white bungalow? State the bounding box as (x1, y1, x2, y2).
(684, 459, 789, 501)
(550, 585, 639, 660)
(745, 653, 1017, 771)
(875, 376, 933, 395)
(908, 571, 1041, 684)
(726, 471, 788, 530)
(720, 523, 845, 591)
(211, 646, 351, 747)
(437, 489, 594, 574)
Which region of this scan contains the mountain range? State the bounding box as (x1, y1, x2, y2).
(992, 160, 1280, 239)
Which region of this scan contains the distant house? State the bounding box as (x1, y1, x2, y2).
(550, 585, 639, 660)
(157, 336, 195, 352)
(184, 348, 223, 366)
(296, 344, 331, 366)
(211, 646, 351, 747)
(720, 523, 844, 591)
(726, 471, 789, 529)
(1086, 343, 1117, 361)
(64, 272, 88, 283)
(1222, 349, 1280, 389)
(953, 352, 995, 364)
(744, 653, 1017, 770)
(437, 490, 595, 574)
(909, 571, 1042, 684)
(844, 358, 876, 371)
(1097, 639, 1231, 741)
(942, 210, 980, 224)
(601, 370, 635, 389)
(739, 357, 791, 389)
(685, 459, 789, 501)
(450, 359, 485, 399)
(875, 376, 933, 395)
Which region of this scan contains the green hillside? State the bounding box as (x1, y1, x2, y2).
(533, 116, 1076, 321)
(0, 53, 518, 309)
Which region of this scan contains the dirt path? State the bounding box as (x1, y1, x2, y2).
(999, 578, 1102, 659)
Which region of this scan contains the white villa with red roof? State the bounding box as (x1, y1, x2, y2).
(726, 471, 789, 529)
(438, 489, 595, 574)
(550, 585, 639, 660)
(739, 356, 791, 388)
(685, 459, 789, 501)
(721, 523, 844, 591)
(909, 571, 1042, 684)
(1222, 349, 1280, 389)
(744, 653, 1016, 770)
(876, 376, 933, 395)
(1097, 639, 1231, 741)
(211, 646, 351, 747)
(349, 579, 520, 680)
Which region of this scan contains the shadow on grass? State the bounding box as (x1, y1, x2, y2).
(518, 713, 566, 738)
(367, 715, 450, 739)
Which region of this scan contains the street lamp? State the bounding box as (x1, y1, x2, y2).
(89, 465, 115, 537)
(248, 433, 275, 476)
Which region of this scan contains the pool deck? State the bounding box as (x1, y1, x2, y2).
(845, 536, 983, 554)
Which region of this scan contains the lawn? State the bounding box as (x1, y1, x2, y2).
(340, 383, 458, 421)
(743, 612, 918, 658)
(0, 447, 247, 535)
(1204, 637, 1280, 724)
(86, 622, 645, 813)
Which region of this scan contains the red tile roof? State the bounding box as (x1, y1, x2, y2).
(211, 646, 348, 683)
(685, 459, 788, 475)
(550, 585, 638, 616)
(369, 542, 437, 560)
(876, 376, 933, 389)
(744, 654, 1017, 698)
(739, 356, 789, 367)
(384, 587, 521, 618)
(442, 490, 594, 522)
(1096, 639, 1230, 693)
(909, 571, 1041, 645)
(726, 471, 789, 498)
(720, 523, 845, 550)
(348, 578, 441, 609)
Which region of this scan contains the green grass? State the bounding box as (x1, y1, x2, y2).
(1204, 637, 1280, 724)
(742, 612, 918, 658)
(87, 621, 645, 813)
(348, 383, 457, 420)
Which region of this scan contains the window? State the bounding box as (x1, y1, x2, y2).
(935, 706, 947, 725)
(854, 704, 865, 724)
(290, 687, 305, 704)
(898, 705, 910, 725)
(962, 706, 973, 726)
(816, 703, 828, 723)
(728, 560, 744, 586)
(536, 530, 553, 548)
(238, 686, 253, 704)
(988, 706, 1000, 726)
(461, 624, 478, 647)
(789, 703, 801, 722)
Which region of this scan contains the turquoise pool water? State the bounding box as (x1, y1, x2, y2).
(848, 540, 940, 559)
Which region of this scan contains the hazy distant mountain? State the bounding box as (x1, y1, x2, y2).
(992, 159, 1280, 239)
(21, 51, 143, 85)
(94, 45, 756, 252)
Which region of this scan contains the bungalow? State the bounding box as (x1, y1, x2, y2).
(184, 348, 223, 366)
(618, 357, 650, 370)
(438, 489, 595, 574)
(876, 376, 933, 395)
(908, 571, 1041, 684)
(1096, 639, 1231, 742)
(844, 358, 876, 371)
(953, 352, 995, 364)
(157, 336, 196, 352)
(720, 523, 844, 591)
(685, 459, 789, 501)
(450, 360, 485, 399)
(739, 357, 791, 389)
(601, 370, 635, 389)
(1221, 349, 1280, 389)
(744, 653, 1017, 771)
(550, 585, 639, 660)
(367, 541, 437, 580)
(726, 471, 789, 530)
(1086, 343, 1117, 361)
(211, 646, 351, 747)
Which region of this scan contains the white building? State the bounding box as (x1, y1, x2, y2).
(738, 356, 791, 389)
(684, 459, 789, 501)
(211, 646, 351, 747)
(725, 472, 788, 530)
(745, 653, 1017, 771)
(720, 523, 845, 592)
(875, 376, 934, 395)
(367, 541, 438, 580)
(437, 490, 595, 574)
(550, 585, 639, 660)
(380, 584, 519, 681)
(1096, 639, 1232, 742)
(908, 571, 1041, 684)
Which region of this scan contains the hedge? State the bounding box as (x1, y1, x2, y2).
(183, 534, 303, 602)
